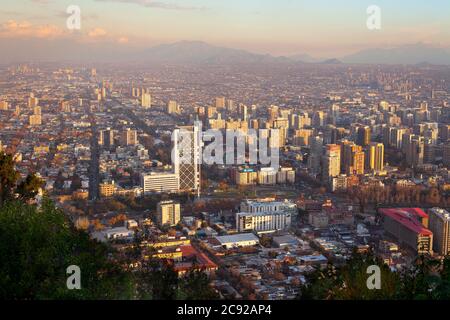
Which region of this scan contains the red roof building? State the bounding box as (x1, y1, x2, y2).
(379, 208, 433, 254)
(173, 245, 218, 276)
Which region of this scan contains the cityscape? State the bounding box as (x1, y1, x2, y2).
(1, 0, 450, 302)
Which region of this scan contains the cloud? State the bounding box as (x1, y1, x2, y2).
(94, 0, 205, 11)
(0, 20, 65, 38)
(88, 27, 107, 37)
(117, 36, 129, 44)
(55, 10, 99, 21)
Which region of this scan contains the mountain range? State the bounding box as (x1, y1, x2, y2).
(134, 41, 450, 65)
(1, 39, 450, 66)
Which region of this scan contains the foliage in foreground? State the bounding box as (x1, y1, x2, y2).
(299, 250, 450, 300)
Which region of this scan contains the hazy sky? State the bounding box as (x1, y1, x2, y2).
(1, 0, 450, 58)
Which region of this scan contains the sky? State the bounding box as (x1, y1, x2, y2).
(1, 0, 450, 58)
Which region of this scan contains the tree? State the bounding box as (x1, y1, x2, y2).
(298, 250, 400, 300)
(16, 173, 44, 202)
(179, 270, 219, 300)
(0, 152, 20, 205)
(1, 152, 44, 205)
(137, 260, 179, 300)
(0, 199, 134, 299)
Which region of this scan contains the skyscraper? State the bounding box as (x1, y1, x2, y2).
(404, 134, 424, 168)
(29, 105, 42, 126)
(308, 135, 323, 175)
(367, 142, 384, 172)
(141, 93, 152, 108)
(357, 126, 371, 147)
(428, 208, 450, 256)
(173, 124, 201, 195)
(121, 128, 138, 146)
(342, 141, 365, 175)
(322, 144, 341, 184)
(157, 200, 181, 226)
(215, 97, 225, 109)
(167, 100, 180, 114)
(239, 104, 247, 121)
(313, 111, 325, 127)
(226, 99, 234, 112)
(444, 143, 450, 167)
(28, 93, 38, 108)
(99, 128, 114, 148)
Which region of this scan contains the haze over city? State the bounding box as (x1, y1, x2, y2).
(2, 0, 450, 62)
(1, 0, 450, 307)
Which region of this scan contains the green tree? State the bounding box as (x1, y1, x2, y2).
(0, 151, 44, 204)
(0, 199, 134, 299)
(137, 260, 179, 300)
(299, 250, 400, 300)
(16, 173, 44, 202)
(179, 269, 219, 300)
(0, 152, 20, 205)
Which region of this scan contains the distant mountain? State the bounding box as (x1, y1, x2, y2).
(2, 38, 450, 66)
(288, 53, 318, 63)
(320, 58, 342, 64)
(135, 41, 289, 64)
(341, 43, 450, 65)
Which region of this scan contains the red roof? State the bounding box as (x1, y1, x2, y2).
(380, 208, 432, 236)
(174, 245, 218, 272)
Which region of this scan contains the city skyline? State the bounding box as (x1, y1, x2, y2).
(1, 0, 450, 304)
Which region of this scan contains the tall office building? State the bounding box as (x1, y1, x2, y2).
(294, 129, 313, 146)
(393, 127, 408, 149)
(141, 93, 152, 108)
(342, 142, 365, 175)
(357, 126, 371, 146)
(29, 114, 41, 126)
(28, 93, 38, 108)
(322, 144, 341, 183)
(268, 105, 279, 123)
(226, 99, 234, 112)
(367, 142, 384, 172)
(99, 128, 114, 148)
(173, 124, 201, 194)
(0, 101, 8, 110)
(215, 97, 226, 109)
(207, 106, 217, 119)
(33, 106, 41, 115)
(121, 128, 138, 146)
(329, 104, 339, 124)
(441, 125, 450, 141)
(308, 135, 324, 175)
(239, 104, 248, 121)
(273, 117, 289, 147)
(157, 200, 181, 226)
(424, 139, 436, 164)
(444, 143, 450, 167)
(428, 208, 450, 256)
(29, 105, 42, 126)
(404, 134, 425, 168)
(293, 112, 311, 129)
(313, 111, 325, 127)
(167, 100, 180, 114)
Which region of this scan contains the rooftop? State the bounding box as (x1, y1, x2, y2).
(380, 208, 432, 236)
(215, 233, 259, 244)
